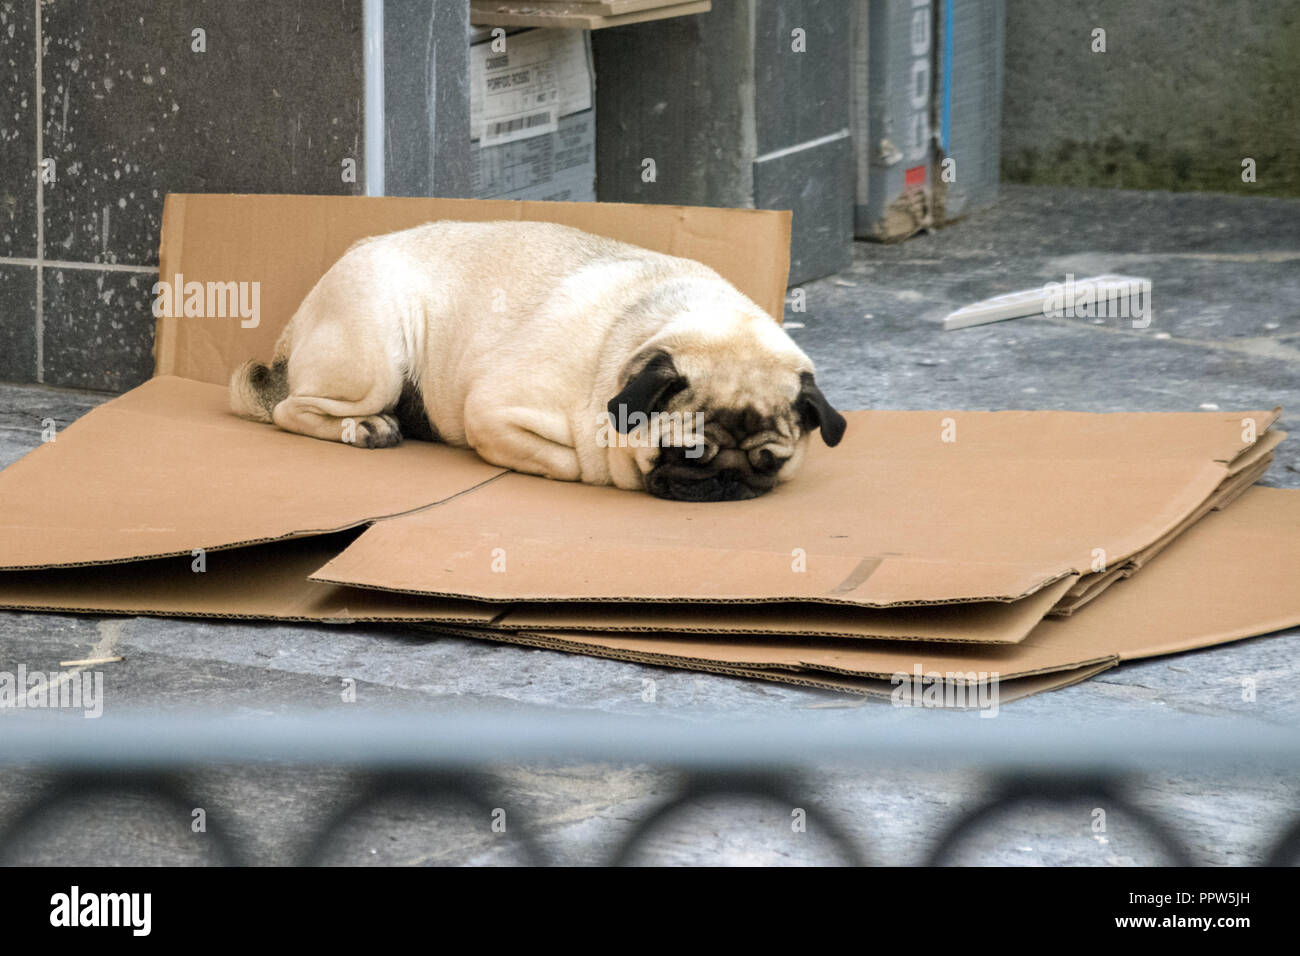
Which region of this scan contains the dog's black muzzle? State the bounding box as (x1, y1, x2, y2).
(644, 446, 780, 502)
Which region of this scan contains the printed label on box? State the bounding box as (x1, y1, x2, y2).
(472, 111, 595, 201)
(471, 29, 592, 146)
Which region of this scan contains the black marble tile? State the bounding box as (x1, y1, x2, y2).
(593, 0, 754, 208)
(0, 0, 37, 258)
(0, 263, 37, 383)
(42, 266, 154, 391)
(384, 0, 470, 197)
(754, 0, 851, 155)
(40, 0, 365, 267)
(753, 133, 854, 285)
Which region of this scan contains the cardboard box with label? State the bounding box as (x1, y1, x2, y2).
(0, 194, 1294, 705)
(470, 28, 596, 202)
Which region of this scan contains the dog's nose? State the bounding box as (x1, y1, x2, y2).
(713, 448, 747, 471)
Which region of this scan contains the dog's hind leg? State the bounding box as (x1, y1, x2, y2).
(269, 321, 406, 448)
(464, 400, 583, 481)
(273, 397, 403, 448)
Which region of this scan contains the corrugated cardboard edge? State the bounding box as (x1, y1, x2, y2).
(1223, 409, 1283, 465)
(494, 573, 1080, 644)
(154, 193, 184, 377)
(513, 629, 1117, 682)
(432, 624, 1118, 701)
(1053, 452, 1274, 615)
(306, 566, 1081, 609)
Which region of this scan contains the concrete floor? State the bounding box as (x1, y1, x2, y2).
(1, 185, 1298, 865)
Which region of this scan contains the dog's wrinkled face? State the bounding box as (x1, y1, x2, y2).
(607, 348, 846, 502)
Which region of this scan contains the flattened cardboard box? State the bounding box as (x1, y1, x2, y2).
(313, 406, 1279, 608)
(0, 435, 1274, 651)
(0, 377, 505, 569)
(443, 485, 1300, 699)
(469, 0, 713, 31)
(4, 486, 1295, 702)
(0, 193, 1286, 668)
(0, 377, 1278, 647)
(424, 440, 1278, 642)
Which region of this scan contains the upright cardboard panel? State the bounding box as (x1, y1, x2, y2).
(154, 194, 791, 385)
(312, 408, 1279, 607)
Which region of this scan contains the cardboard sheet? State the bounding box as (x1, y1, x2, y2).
(498, 574, 1079, 642)
(1051, 449, 1276, 615)
(0, 377, 506, 569)
(438, 447, 1274, 642)
(440, 624, 1118, 701)
(0, 193, 1290, 704)
(443, 485, 1300, 696)
(0, 445, 1268, 647)
(1, 479, 1292, 703)
(155, 194, 791, 385)
(0, 538, 1073, 643)
(0, 531, 496, 625)
(0, 541, 1109, 700)
(312, 407, 1280, 607)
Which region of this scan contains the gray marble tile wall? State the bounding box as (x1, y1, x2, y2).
(1, 0, 370, 390)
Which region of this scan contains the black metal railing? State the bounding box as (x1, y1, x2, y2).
(1, 713, 1297, 865)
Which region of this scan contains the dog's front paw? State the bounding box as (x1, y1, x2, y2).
(344, 413, 402, 448)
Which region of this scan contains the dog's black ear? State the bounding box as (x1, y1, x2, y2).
(796, 372, 847, 447)
(608, 351, 687, 434)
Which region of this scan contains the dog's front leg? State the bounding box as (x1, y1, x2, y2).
(465, 403, 583, 482)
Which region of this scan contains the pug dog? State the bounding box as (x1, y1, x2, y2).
(230, 220, 845, 501)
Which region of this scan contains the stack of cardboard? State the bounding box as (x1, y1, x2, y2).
(0, 195, 1295, 706)
(469, 1, 712, 31)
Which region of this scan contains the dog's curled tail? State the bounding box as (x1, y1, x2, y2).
(229, 358, 289, 423)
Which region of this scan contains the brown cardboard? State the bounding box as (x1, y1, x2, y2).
(312, 407, 1280, 608)
(1051, 446, 1277, 615)
(441, 448, 1273, 642)
(497, 574, 1079, 642)
(470, 0, 712, 30)
(0, 195, 791, 571)
(437, 624, 1118, 701)
(447, 485, 1300, 695)
(0, 376, 506, 570)
(0, 543, 1074, 642)
(155, 194, 792, 386)
(1, 479, 1291, 703)
(3, 440, 1261, 648)
(0, 192, 1289, 705)
(0, 531, 496, 625)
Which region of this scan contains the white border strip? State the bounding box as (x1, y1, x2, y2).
(363, 0, 385, 196)
(753, 127, 852, 166)
(1, 256, 156, 274)
(33, 0, 44, 382)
